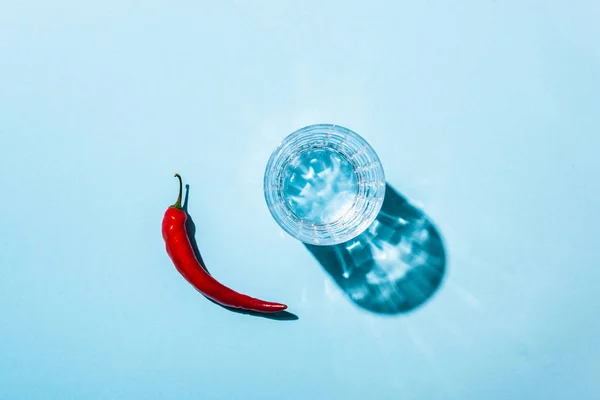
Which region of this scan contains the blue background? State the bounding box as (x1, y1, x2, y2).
(1, 1, 599, 399)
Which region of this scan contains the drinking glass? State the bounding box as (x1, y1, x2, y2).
(264, 124, 385, 245)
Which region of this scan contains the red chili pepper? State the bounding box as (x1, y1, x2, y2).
(162, 174, 287, 313)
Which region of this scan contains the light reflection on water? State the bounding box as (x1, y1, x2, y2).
(283, 147, 358, 225)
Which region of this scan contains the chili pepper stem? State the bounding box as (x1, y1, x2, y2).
(172, 173, 183, 209)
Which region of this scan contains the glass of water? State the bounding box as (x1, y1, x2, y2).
(264, 124, 386, 245)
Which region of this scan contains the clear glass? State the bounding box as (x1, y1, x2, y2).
(264, 124, 386, 245)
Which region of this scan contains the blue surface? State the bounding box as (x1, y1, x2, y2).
(1, 1, 599, 399)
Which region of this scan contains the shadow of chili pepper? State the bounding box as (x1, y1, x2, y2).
(305, 184, 446, 315)
(183, 184, 298, 321)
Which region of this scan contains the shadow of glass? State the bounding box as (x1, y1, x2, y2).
(183, 184, 298, 321)
(305, 184, 446, 315)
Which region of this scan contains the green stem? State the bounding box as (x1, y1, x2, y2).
(173, 173, 183, 209)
